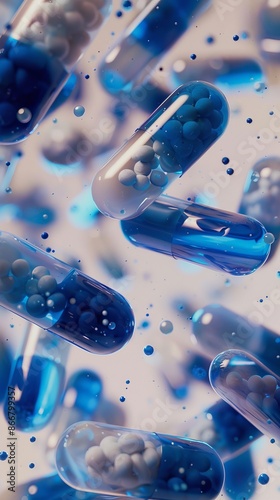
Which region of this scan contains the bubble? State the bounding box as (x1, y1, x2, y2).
(17, 107, 32, 123)
(233, 34, 239, 41)
(0, 451, 8, 461)
(190, 53, 197, 60)
(108, 322, 116, 330)
(226, 168, 234, 175)
(258, 473, 269, 485)
(122, 0, 132, 9)
(222, 157, 230, 165)
(246, 117, 253, 123)
(143, 345, 154, 355)
(73, 105, 85, 117)
(41, 232, 49, 240)
(30, 436, 36, 443)
(264, 233, 275, 244)
(160, 320, 174, 334)
(29, 463, 35, 469)
(119, 396, 126, 402)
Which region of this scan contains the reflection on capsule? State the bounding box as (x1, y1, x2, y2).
(209, 349, 280, 445)
(183, 399, 262, 461)
(47, 369, 102, 465)
(191, 304, 280, 374)
(99, 0, 211, 94)
(0, 0, 111, 143)
(92, 82, 229, 220)
(0, 231, 134, 354)
(258, 0, 280, 60)
(56, 421, 225, 499)
(3, 324, 68, 431)
(171, 58, 264, 92)
(120, 195, 270, 275)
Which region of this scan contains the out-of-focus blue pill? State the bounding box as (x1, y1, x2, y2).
(224, 450, 256, 499)
(258, 1, 280, 60)
(0, 336, 13, 402)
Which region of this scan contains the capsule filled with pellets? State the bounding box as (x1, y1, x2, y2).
(91, 82, 229, 220)
(99, 0, 211, 94)
(3, 324, 69, 431)
(191, 304, 280, 374)
(120, 195, 270, 275)
(56, 421, 225, 499)
(209, 349, 280, 445)
(0, 0, 111, 144)
(0, 231, 134, 354)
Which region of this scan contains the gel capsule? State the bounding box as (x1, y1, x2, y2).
(209, 349, 280, 445)
(99, 0, 211, 94)
(0, 0, 111, 143)
(56, 421, 225, 499)
(91, 82, 229, 220)
(192, 304, 280, 374)
(120, 195, 270, 275)
(3, 324, 69, 431)
(0, 231, 134, 353)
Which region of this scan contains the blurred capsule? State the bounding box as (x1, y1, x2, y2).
(3, 324, 69, 431)
(224, 450, 256, 499)
(46, 73, 82, 117)
(0, 145, 22, 192)
(210, 349, 280, 445)
(258, 0, 280, 61)
(171, 57, 265, 92)
(191, 304, 280, 374)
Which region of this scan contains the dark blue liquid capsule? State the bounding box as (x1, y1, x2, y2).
(99, 0, 211, 94)
(0, 231, 134, 354)
(121, 195, 271, 275)
(0, 336, 12, 402)
(3, 325, 68, 431)
(192, 304, 280, 374)
(224, 450, 256, 499)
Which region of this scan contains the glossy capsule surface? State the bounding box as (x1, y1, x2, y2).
(192, 304, 280, 374)
(91, 82, 229, 220)
(0, 0, 111, 144)
(209, 349, 280, 445)
(56, 421, 225, 499)
(3, 324, 69, 431)
(121, 195, 270, 275)
(0, 231, 134, 354)
(99, 0, 211, 94)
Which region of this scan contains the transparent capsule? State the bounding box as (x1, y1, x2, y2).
(183, 399, 262, 461)
(0, 231, 134, 354)
(92, 83, 229, 220)
(0, 0, 112, 144)
(98, 0, 211, 94)
(257, 0, 280, 61)
(47, 369, 102, 465)
(209, 349, 280, 445)
(120, 195, 270, 275)
(3, 324, 69, 431)
(239, 157, 280, 232)
(191, 304, 280, 374)
(171, 58, 265, 92)
(56, 421, 225, 499)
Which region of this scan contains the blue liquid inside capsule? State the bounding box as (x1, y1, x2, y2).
(3, 354, 65, 431)
(0, 36, 67, 143)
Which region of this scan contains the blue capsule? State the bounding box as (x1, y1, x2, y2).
(192, 304, 280, 374)
(92, 82, 229, 220)
(99, 0, 210, 94)
(121, 195, 270, 275)
(56, 421, 225, 499)
(0, 231, 134, 354)
(209, 349, 280, 445)
(0, 336, 13, 402)
(224, 450, 256, 499)
(0, 0, 112, 143)
(257, 1, 280, 60)
(3, 324, 69, 431)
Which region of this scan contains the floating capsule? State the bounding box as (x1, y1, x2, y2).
(47, 369, 102, 465)
(0, 0, 112, 143)
(120, 195, 270, 275)
(171, 58, 264, 91)
(183, 399, 262, 461)
(99, 0, 211, 94)
(224, 450, 256, 500)
(56, 421, 225, 499)
(257, 1, 280, 60)
(92, 82, 229, 220)
(0, 231, 134, 354)
(191, 304, 280, 374)
(3, 324, 69, 431)
(209, 349, 280, 445)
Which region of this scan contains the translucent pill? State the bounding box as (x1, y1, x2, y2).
(209, 349, 280, 445)
(121, 195, 270, 275)
(171, 58, 264, 92)
(56, 421, 225, 499)
(3, 324, 69, 431)
(99, 0, 211, 94)
(92, 82, 229, 220)
(257, 1, 280, 60)
(239, 157, 280, 232)
(192, 304, 280, 374)
(183, 399, 262, 461)
(0, 0, 111, 144)
(0, 231, 134, 354)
